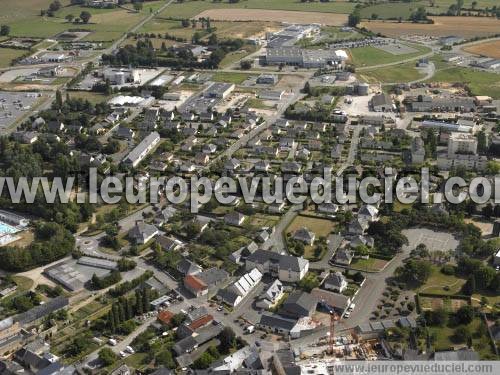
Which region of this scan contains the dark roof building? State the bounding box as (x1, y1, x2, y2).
(279, 291, 317, 319)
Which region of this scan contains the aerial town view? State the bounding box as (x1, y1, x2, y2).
(0, 0, 500, 374)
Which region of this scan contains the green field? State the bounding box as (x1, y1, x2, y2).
(160, 0, 356, 18)
(0, 48, 27, 68)
(350, 44, 430, 68)
(427, 66, 500, 99)
(0, 1, 164, 41)
(359, 62, 425, 83)
(360, 0, 500, 20)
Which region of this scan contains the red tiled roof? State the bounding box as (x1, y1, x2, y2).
(158, 310, 174, 325)
(184, 274, 208, 291)
(188, 314, 213, 331)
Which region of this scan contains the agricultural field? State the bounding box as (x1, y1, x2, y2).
(359, 62, 425, 83)
(463, 40, 500, 59)
(0, 48, 27, 68)
(360, 0, 500, 20)
(194, 9, 348, 26)
(426, 66, 500, 99)
(360, 16, 500, 38)
(349, 44, 430, 67)
(160, 0, 356, 19)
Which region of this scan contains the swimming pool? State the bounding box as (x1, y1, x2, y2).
(0, 221, 18, 235)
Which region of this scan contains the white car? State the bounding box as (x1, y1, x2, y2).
(344, 311, 351, 318)
(126, 346, 135, 354)
(119, 351, 126, 358)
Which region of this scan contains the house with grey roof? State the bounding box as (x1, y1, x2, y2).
(128, 221, 159, 244)
(323, 271, 347, 293)
(177, 259, 202, 276)
(280, 291, 317, 319)
(257, 312, 298, 335)
(156, 235, 183, 252)
(370, 93, 393, 112)
(224, 212, 246, 227)
(293, 227, 315, 245)
(256, 279, 284, 310)
(115, 126, 135, 140)
(334, 248, 354, 266)
(246, 250, 309, 282)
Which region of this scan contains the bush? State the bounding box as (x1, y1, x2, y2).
(441, 264, 455, 275)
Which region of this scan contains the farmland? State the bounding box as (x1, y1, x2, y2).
(194, 9, 348, 26)
(360, 16, 500, 38)
(463, 39, 500, 59)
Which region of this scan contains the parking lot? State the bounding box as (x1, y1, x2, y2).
(0, 91, 42, 131)
(402, 228, 459, 253)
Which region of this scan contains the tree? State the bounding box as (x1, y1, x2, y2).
(396, 259, 432, 286)
(218, 327, 236, 353)
(423, 307, 448, 326)
(80, 11, 91, 24)
(65, 14, 74, 23)
(348, 10, 361, 27)
(453, 325, 471, 343)
(156, 350, 175, 368)
(455, 305, 473, 325)
(133, 2, 143, 11)
(98, 348, 118, 366)
(0, 25, 10, 36)
(240, 60, 252, 70)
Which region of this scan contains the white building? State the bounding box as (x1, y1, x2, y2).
(122, 132, 161, 167)
(448, 132, 478, 157)
(103, 68, 141, 85)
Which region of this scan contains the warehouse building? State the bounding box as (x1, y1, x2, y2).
(203, 82, 235, 99)
(266, 47, 347, 69)
(122, 131, 161, 167)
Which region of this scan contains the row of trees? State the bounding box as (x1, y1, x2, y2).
(106, 287, 156, 333)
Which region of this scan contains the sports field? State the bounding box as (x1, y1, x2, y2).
(349, 43, 430, 67)
(194, 9, 348, 26)
(360, 16, 500, 38)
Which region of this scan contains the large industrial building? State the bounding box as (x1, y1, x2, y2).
(103, 68, 141, 85)
(266, 47, 347, 69)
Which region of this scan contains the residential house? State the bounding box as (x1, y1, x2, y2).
(323, 271, 348, 293)
(156, 235, 183, 252)
(177, 259, 202, 276)
(335, 248, 354, 265)
(293, 227, 315, 245)
(256, 279, 284, 309)
(224, 212, 246, 227)
(246, 250, 309, 282)
(280, 291, 317, 319)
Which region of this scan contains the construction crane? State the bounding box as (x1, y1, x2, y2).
(327, 310, 339, 355)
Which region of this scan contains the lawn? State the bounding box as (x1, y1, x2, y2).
(426, 67, 500, 99)
(11, 275, 34, 292)
(418, 265, 467, 295)
(359, 62, 425, 83)
(211, 71, 251, 84)
(286, 215, 336, 239)
(0, 48, 27, 68)
(159, 0, 356, 18)
(426, 318, 496, 359)
(350, 257, 388, 272)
